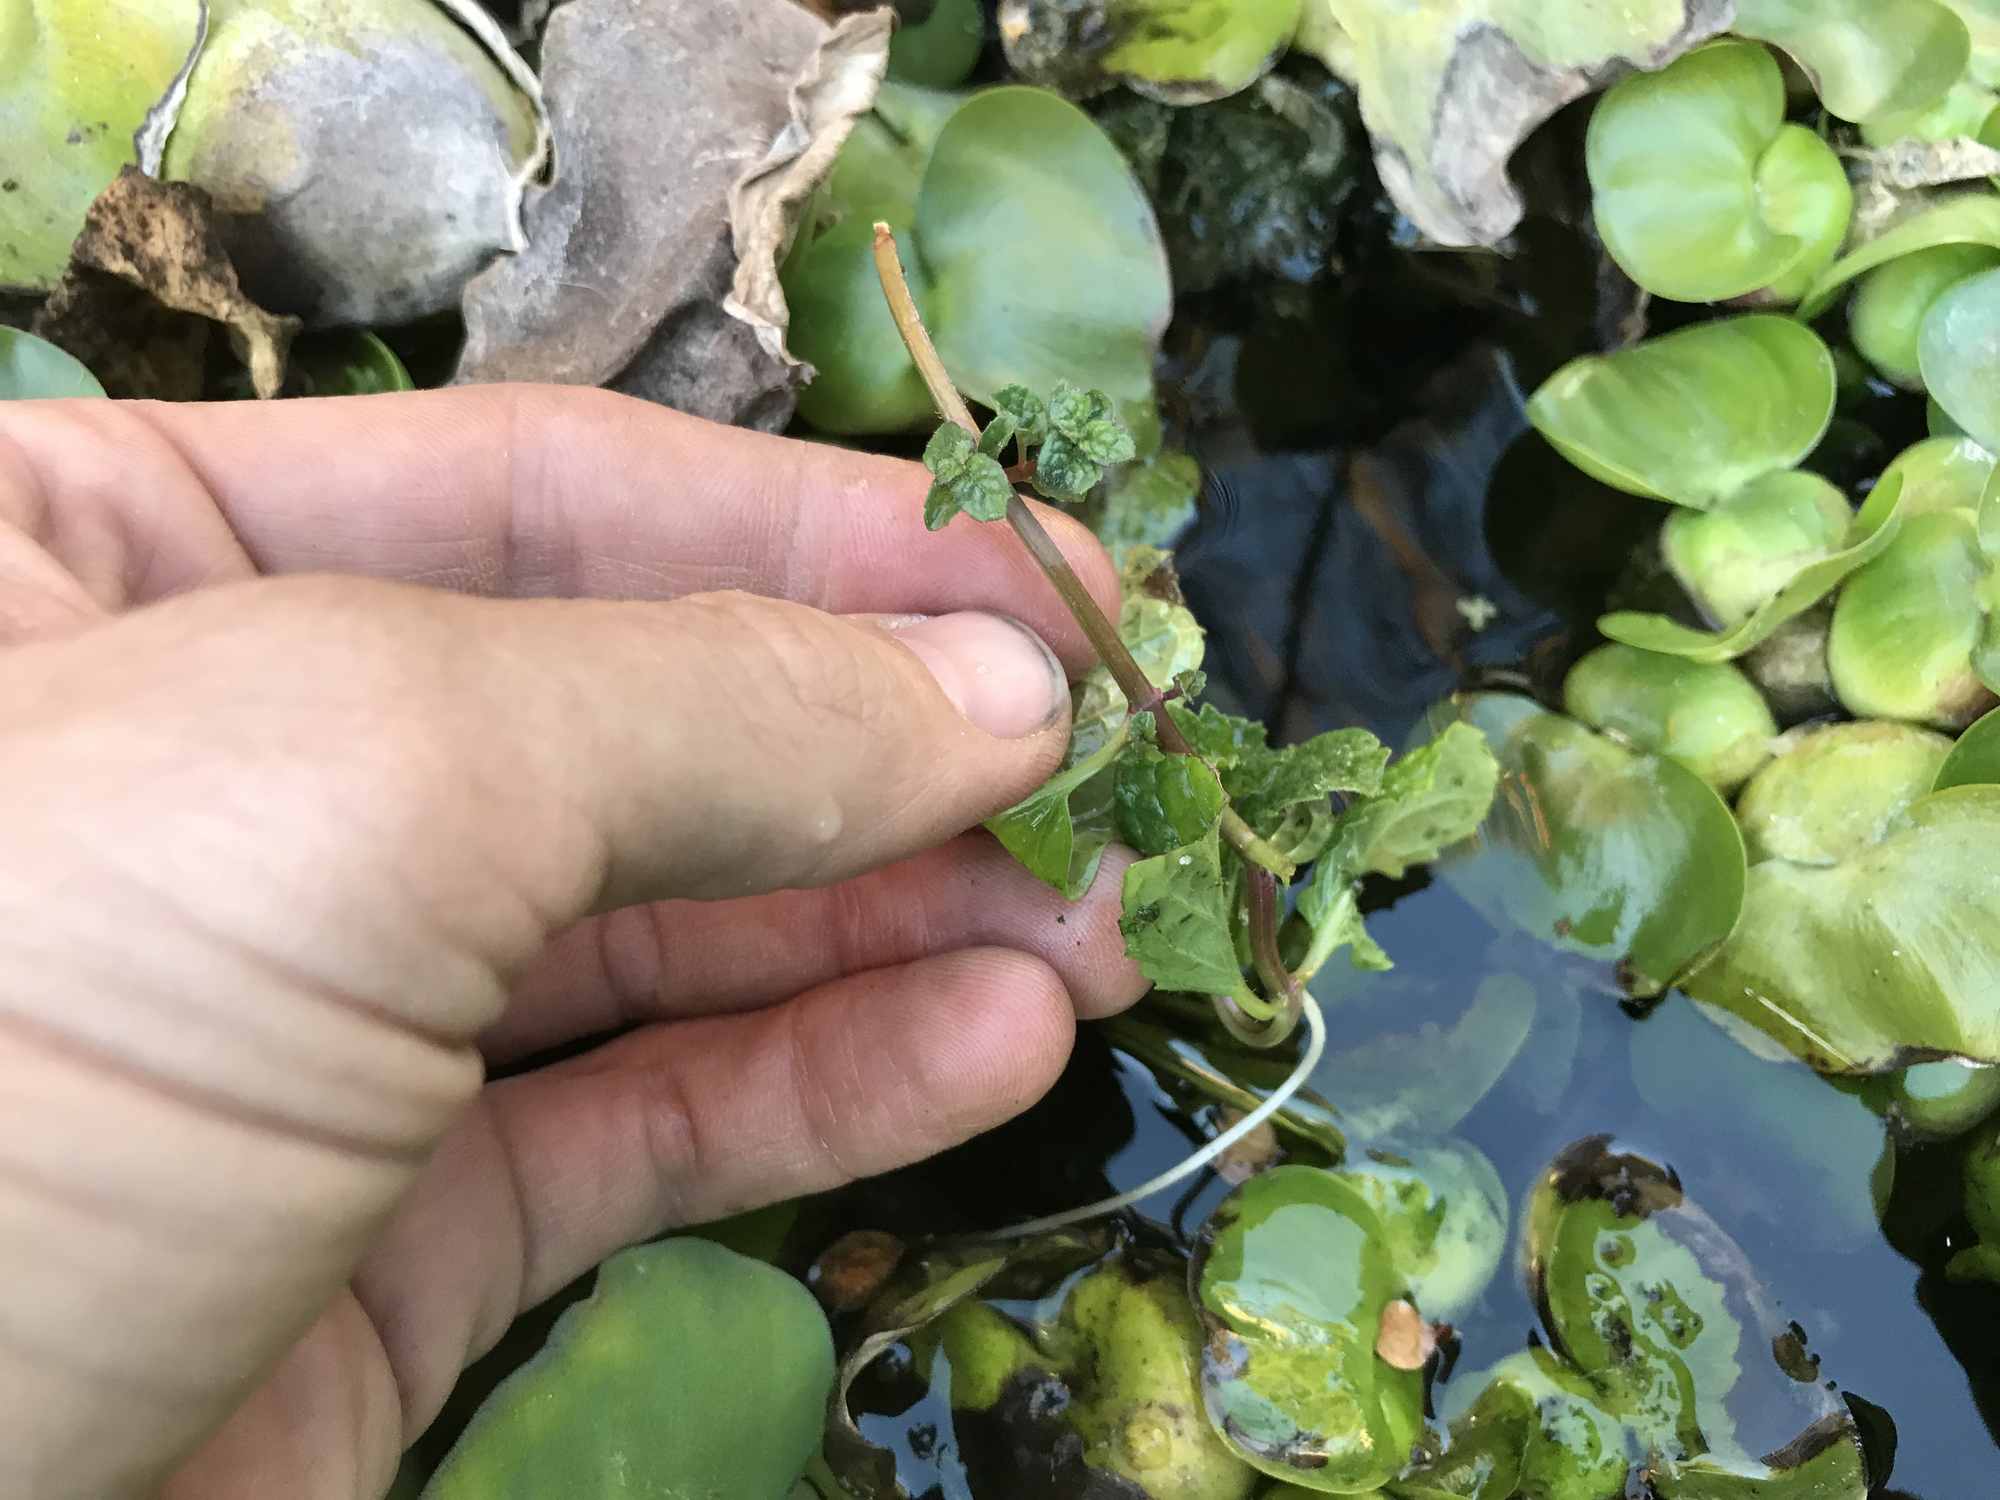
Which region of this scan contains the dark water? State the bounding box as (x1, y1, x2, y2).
(844, 307, 2000, 1495)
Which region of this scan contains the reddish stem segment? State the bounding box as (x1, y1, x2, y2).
(869, 222, 1307, 1041)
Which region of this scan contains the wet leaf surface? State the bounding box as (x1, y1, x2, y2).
(1191, 1164, 1423, 1492)
(421, 1238, 834, 1499)
(1562, 644, 1777, 792)
(1735, 720, 1954, 866)
(1527, 316, 1837, 510)
(1684, 784, 2000, 1072)
(1430, 693, 1748, 997)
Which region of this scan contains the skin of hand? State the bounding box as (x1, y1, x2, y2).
(0, 387, 1148, 1499)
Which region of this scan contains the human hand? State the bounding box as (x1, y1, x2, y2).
(0, 388, 1146, 1498)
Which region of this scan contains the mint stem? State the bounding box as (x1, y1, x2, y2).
(871, 223, 1304, 1042)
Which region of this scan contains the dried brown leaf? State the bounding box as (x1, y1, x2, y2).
(1374, 1298, 1433, 1371)
(33, 168, 298, 400)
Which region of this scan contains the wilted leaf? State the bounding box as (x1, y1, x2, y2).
(160, 0, 549, 328)
(1295, 0, 1732, 248)
(725, 10, 894, 369)
(1527, 315, 1838, 509)
(32, 167, 298, 400)
(421, 1239, 833, 1499)
(0, 0, 202, 291)
(457, 0, 866, 429)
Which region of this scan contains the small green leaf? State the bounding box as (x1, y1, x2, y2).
(1047, 379, 1105, 435)
(1324, 722, 1500, 879)
(1295, 873, 1391, 978)
(1266, 802, 1337, 866)
(1078, 417, 1138, 465)
(0, 328, 106, 400)
(1658, 468, 1856, 630)
(986, 731, 1126, 898)
(1935, 702, 2000, 788)
(1118, 826, 1247, 997)
(1527, 315, 1837, 509)
(923, 423, 976, 479)
(977, 410, 1018, 460)
(954, 452, 1016, 521)
(1224, 727, 1391, 833)
(1564, 645, 1777, 793)
(1033, 431, 1103, 500)
(1112, 743, 1226, 855)
(1169, 701, 1268, 765)
(992, 383, 1050, 443)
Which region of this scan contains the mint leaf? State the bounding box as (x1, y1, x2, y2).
(987, 731, 1125, 898)
(1048, 381, 1114, 437)
(924, 448, 1014, 530)
(1119, 827, 1249, 996)
(1112, 743, 1226, 856)
(923, 424, 975, 479)
(1268, 802, 1337, 866)
(993, 385, 1049, 445)
(1078, 417, 1137, 465)
(1033, 431, 1101, 500)
(1167, 701, 1267, 766)
(1224, 727, 1390, 833)
(1297, 866, 1392, 977)
(977, 411, 1018, 460)
(1329, 722, 1500, 879)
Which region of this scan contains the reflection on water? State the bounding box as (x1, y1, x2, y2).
(853, 337, 2000, 1498)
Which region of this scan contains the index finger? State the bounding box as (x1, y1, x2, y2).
(0, 387, 1122, 670)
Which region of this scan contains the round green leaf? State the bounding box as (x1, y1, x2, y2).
(1920, 263, 2000, 451)
(1684, 784, 2000, 1071)
(1191, 1165, 1423, 1494)
(1737, 720, 1955, 865)
(1851, 243, 2000, 387)
(1432, 694, 1748, 996)
(786, 85, 1170, 437)
(422, 1238, 834, 1499)
(1562, 644, 1777, 791)
(1798, 190, 2000, 320)
(1587, 40, 1851, 303)
(1732, 0, 1971, 125)
(1600, 468, 1905, 662)
(1526, 315, 1837, 509)
(1935, 701, 2000, 786)
(0, 327, 105, 399)
(888, 0, 985, 88)
(1338, 1142, 1510, 1322)
(1827, 507, 2000, 729)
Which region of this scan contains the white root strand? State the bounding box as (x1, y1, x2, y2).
(985, 994, 1327, 1240)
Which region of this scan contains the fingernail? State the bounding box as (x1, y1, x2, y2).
(889, 611, 1067, 739)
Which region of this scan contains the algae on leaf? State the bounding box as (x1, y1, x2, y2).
(1294, 0, 1731, 248)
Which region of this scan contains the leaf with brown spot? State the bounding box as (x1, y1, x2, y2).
(33, 167, 297, 400)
